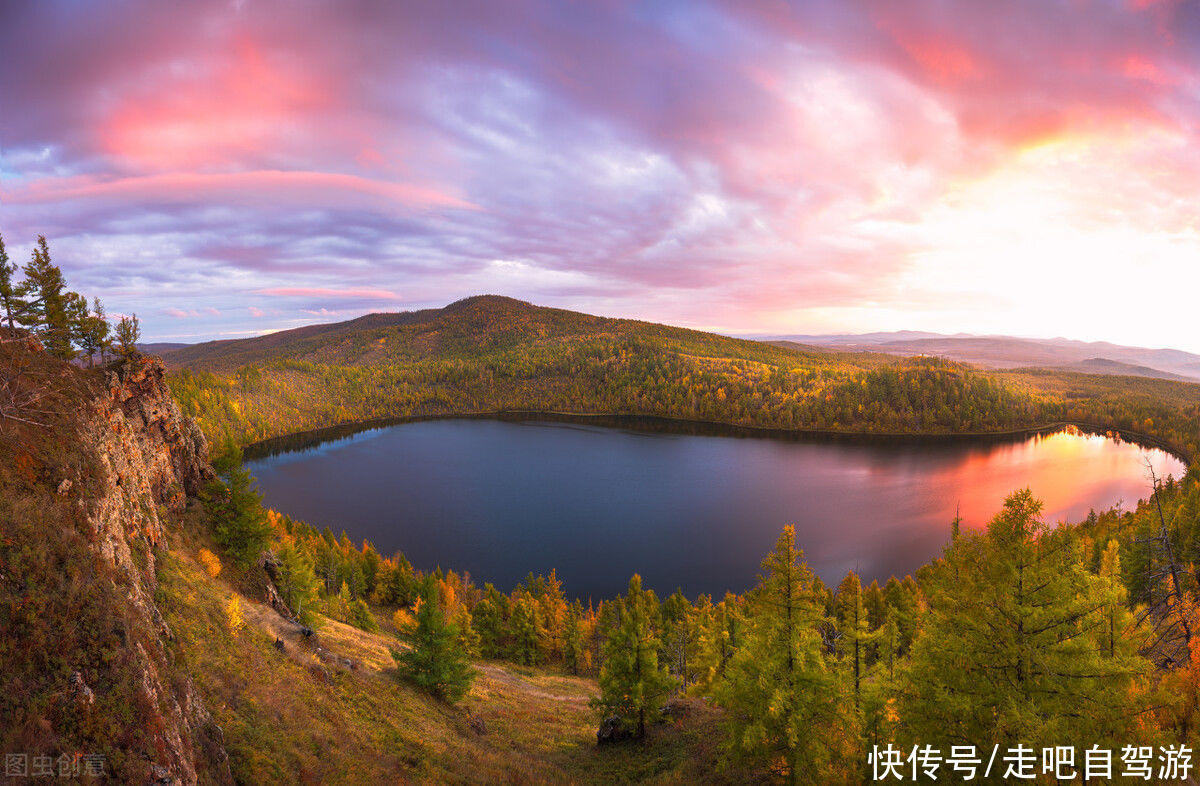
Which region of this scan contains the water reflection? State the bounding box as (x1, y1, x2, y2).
(246, 420, 1184, 601)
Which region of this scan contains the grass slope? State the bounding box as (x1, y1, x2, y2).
(160, 513, 739, 785)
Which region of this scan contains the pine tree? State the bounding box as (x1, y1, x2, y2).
(660, 588, 698, 688)
(1098, 539, 1133, 660)
(898, 489, 1149, 752)
(0, 232, 26, 329)
(883, 576, 920, 655)
(509, 592, 544, 665)
(393, 577, 476, 703)
(834, 571, 871, 709)
(204, 459, 274, 569)
(472, 584, 509, 659)
(275, 541, 320, 626)
(593, 574, 676, 739)
(65, 292, 90, 364)
(115, 313, 140, 360)
(537, 569, 568, 660)
(712, 526, 855, 784)
(863, 579, 886, 665)
(90, 298, 111, 364)
(694, 592, 743, 691)
(22, 236, 74, 359)
(452, 605, 481, 658)
(564, 602, 586, 675)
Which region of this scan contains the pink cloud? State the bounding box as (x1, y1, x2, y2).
(249, 307, 265, 317)
(5, 0, 1200, 349)
(2, 170, 476, 212)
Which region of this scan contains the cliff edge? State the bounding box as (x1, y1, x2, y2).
(0, 338, 232, 785)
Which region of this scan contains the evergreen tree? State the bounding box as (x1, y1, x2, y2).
(204, 459, 274, 569)
(472, 584, 509, 659)
(115, 313, 140, 360)
(883, 576, 920, 655)
(660, 588, 699, 687)
(509, 592, 544, 665)
(564, 602, 586, 675)
(694, 592, 743, 691)
(21, 236, 74, 359)
(712, 526, 855, 784)
(274, 541, 320, 627)
(347, 597, 380, 632)
(65, 292, 90, 364)
(863, 579, 887, 665)
(1098, 539, 1134, 660)
(452, 605, 481, 658)
(72, 296, 110, 367)
(393, 577, 476, 703)
(834, 571, 871, 709)
(0, 232, 25, 329)
(898, 489, 1150, 752)
(91, 298, 111, 364)
(593, 574, 676, 739)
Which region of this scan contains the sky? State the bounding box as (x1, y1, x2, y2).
(1, 0, 1199, 349)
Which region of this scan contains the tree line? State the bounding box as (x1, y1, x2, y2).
(169, 333, 1199, 465)
(0, 232, 140, 365)
(170, 346, 1052, 456)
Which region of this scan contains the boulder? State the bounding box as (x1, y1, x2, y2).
(596, 716, 634, 746)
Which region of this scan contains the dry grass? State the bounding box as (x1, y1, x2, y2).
(157, 527, 740, 784)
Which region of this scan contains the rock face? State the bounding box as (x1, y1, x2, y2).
(76, 356, 230, 785)
(84, 358, 215, 582)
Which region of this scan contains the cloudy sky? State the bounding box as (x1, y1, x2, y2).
(1, 0, 1199, 348)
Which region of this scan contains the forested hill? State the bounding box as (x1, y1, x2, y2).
(163, 295, 1200, 459)
(166, 295, 837, 373)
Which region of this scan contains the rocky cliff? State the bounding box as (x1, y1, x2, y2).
(78, 357, 230, 785)
(0, 344, 232, 785)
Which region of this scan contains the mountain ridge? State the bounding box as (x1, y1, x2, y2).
(165, 303, 1200, 383)
(761, 331, 1200, 381)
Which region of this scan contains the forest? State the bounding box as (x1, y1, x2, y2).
(164, 295, 1200, 462)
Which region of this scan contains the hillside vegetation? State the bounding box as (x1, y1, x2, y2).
(166, 296, 1054, 450)
(158, 513, 737, 785)
(165, 296, 1200, 460)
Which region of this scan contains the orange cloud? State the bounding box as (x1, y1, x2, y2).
(1, 170, 477, 211)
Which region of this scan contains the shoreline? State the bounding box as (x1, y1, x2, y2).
(240, 410, 1191, 465)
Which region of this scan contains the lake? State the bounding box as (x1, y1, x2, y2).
(245, 419, 1185, 601)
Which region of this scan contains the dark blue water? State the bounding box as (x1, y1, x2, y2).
(245, 420, 1184, 601)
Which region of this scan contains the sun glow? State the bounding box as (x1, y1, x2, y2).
(883, 127, 1200, 344)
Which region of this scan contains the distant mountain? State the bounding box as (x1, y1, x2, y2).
(139, 342, 189, 355)
(164, 295, 832, 374)
(1056, 358, 1188, 382)
(759, 332, 1200, 382)
(761, 330, 965, 346)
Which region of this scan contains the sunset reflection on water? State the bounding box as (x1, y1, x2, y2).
(248, 421, 1185, 599)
